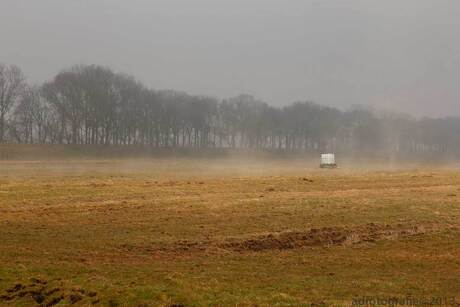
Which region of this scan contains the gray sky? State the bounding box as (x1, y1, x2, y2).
(1, 0, 460, 117)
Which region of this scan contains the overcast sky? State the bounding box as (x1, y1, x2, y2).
(1, 0, 460, 117)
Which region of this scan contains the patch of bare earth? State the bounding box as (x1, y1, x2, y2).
(0, 278, 99, 306)
(120, 223, 449, 256)
(221, 223, 435, 252)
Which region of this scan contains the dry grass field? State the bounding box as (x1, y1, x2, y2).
(0, 154, 459, 306)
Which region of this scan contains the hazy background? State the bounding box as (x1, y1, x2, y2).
(1, 0, 460, 117)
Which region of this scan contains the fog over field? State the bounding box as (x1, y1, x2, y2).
(1, 3, 460, 305)
(1, 156, 460, 305)
(2, 1, 460, 160)
(2, 0, 460, 117)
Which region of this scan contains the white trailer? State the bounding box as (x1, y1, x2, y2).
(320, 153, 337, 168)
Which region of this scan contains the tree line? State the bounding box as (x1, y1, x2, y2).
(1, 63, 459, 157)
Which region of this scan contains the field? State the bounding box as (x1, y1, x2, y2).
(0, 153, 459, 306)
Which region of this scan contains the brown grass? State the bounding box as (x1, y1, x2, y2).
(0, 156, 459, 306)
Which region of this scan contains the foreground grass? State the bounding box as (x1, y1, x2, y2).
(0, 159, 459, 306)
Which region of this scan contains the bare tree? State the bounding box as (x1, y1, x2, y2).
(12, 85, 48, 143)
(3, 62, 460, 159)
(0, 64, 25, 142)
